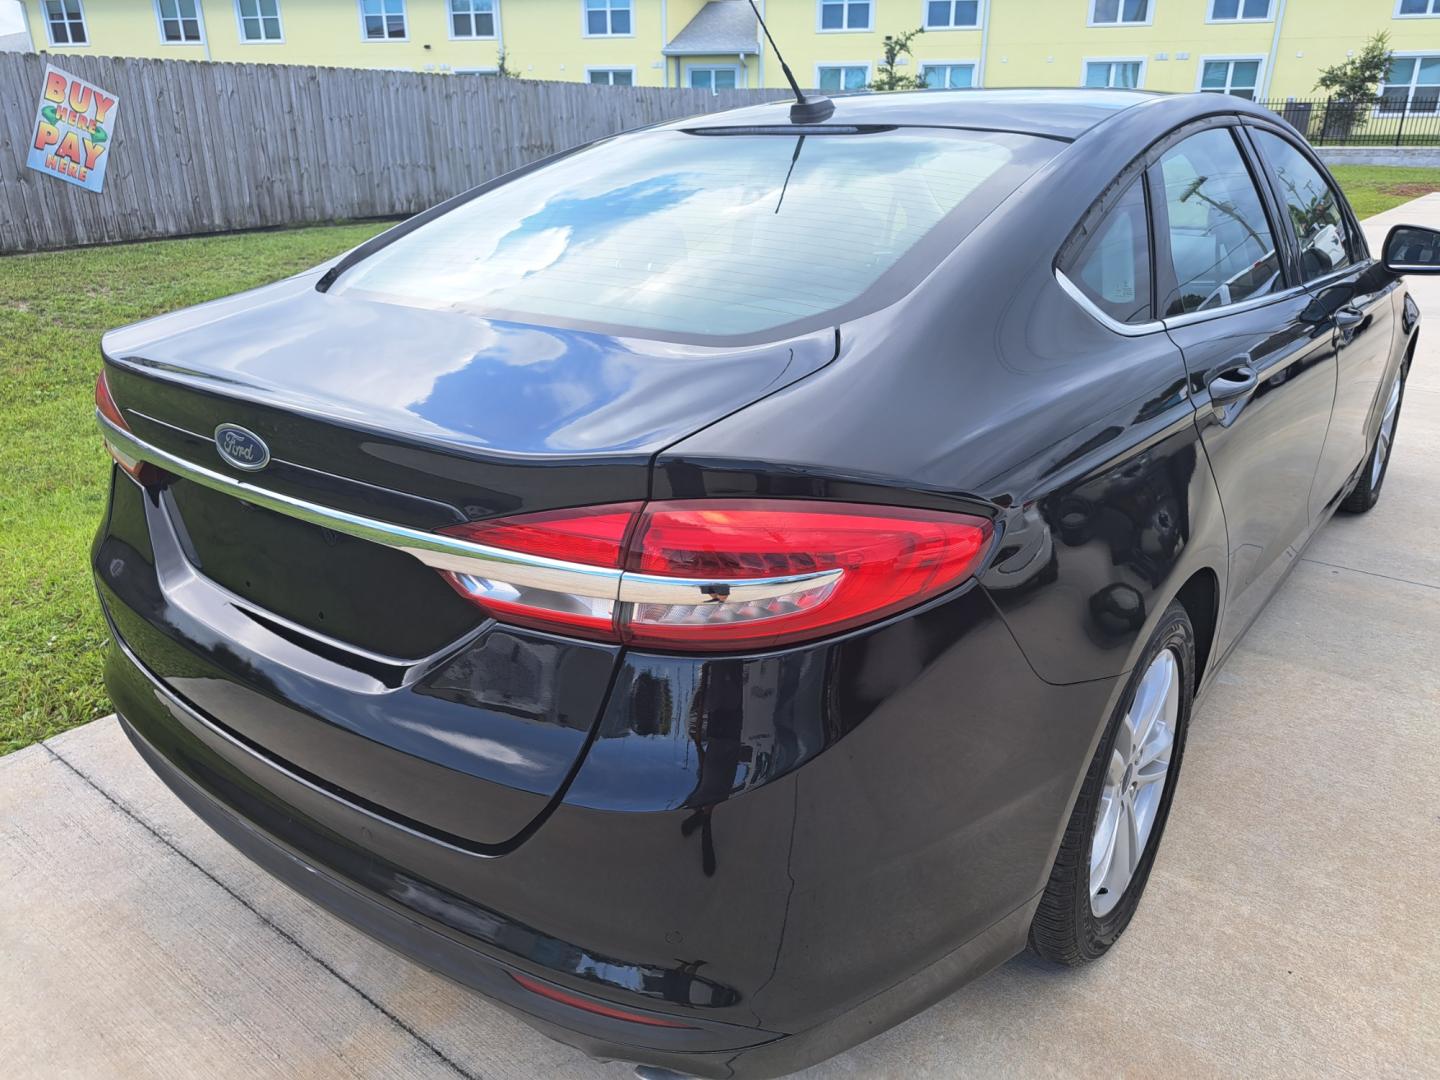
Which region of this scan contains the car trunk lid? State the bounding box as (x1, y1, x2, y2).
(97, 272, 836, 847)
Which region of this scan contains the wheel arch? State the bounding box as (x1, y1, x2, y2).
(1174, 567, 1221, 690)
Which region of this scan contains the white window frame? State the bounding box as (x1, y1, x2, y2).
(234, 0, 284, 44)
(582, 0, 633, 38)
(920, 60, 979, 89)
(42, 0, 90, 47)
(1205, 0, 1274, 23)
(815, 62, 871, 93)
(358, 0, 408, 42)
(447, 0, 498, 41)
(1088, 0, 1153, 27)
(154, 0, 207, 45)
(586, 66, 638, 86)
(1196, 55, 1265, 98)
(686, 64, 744, 92)
(1396, 0, 1440, 17)
(817, 0, 871, 33)
(1084, 57, 1147, 89)
(922, 0, 984, 32)
(454, 67, 499, 75)
(1376, 52, 1440, 114)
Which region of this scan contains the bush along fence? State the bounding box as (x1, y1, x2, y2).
(1260, 95, 1440, 147)
(0, 51, 787, 253)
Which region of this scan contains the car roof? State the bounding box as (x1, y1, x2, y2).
(671, 87, 1164, 141)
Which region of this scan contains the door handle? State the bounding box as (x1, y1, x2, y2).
(1209, 364, 1258, 404)
(1334, 305, 1368, 344)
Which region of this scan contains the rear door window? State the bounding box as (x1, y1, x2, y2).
(1250, 129, 1357, 282)
(1061, 178, 1153, 325)
(331, 128, 1060, 342)
(1157, 128, 1283, 316)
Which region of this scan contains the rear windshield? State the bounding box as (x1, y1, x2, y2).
(331, 128, 1059, 342)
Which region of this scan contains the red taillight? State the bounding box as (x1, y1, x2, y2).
(508, 970, 693, 1028)
(96, 370, 161, 484)
(439, 500, 992, 652)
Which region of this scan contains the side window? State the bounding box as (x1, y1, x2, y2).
(1158, 128, 1281, 316)
(1251, 129, 1356, 282)
(1062, 178, 1153, 325)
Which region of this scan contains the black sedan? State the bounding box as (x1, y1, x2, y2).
(92, 89, 1430, 1078)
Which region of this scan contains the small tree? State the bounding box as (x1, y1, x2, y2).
(1315, 31, 1393, 113)
(869, 28, 926, 92)
(1313, 31, 1393, 139)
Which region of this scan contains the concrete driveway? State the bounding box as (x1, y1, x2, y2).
(3, 203, 1439, 1080)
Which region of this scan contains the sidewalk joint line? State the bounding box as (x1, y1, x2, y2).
(40, 740, 483, 1080)
(1299, 556, 1440, 592)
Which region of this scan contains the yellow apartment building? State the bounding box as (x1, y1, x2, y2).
(9, 0, 1440, 106)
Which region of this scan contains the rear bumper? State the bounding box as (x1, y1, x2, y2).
(108, 633, 1043, 1077)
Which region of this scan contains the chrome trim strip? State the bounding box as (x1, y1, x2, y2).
(1160, 283, 1308, 331)
(100, 411, 624, 602)
(100, 413, 845, 611)
(1054, 270, 1164, 338)
(128, 408, 467, 520)
(620, 568, 842, 606)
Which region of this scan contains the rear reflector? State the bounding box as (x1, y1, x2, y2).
(508, 970, 694, 1028)
(440, 500, 992, 651)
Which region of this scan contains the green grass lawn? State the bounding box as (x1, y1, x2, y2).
(1328, 164, 1440, 218)
(4, 164, 1440, 757)
(0, 223, 387, 755)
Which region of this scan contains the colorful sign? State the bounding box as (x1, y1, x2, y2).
(26, 65, 119, 194)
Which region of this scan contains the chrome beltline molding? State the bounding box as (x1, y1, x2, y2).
(98, 412, 841, 609)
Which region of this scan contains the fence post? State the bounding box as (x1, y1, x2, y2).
(1320, 97, 1331, 146)
(1395, 96, 1407, 148)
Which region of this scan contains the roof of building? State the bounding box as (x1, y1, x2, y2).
(663, 1, 758, 57)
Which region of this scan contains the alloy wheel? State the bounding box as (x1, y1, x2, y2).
(1090, 647, 1179, 917)
(1372, 376, 1402, 489)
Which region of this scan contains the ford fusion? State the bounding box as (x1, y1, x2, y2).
(93, 90, 1428, 1078)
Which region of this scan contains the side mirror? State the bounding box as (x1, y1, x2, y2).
(1383, 224, 1440, 274)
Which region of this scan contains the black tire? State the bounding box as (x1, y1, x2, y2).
(1341, 365, 1406, 514)
(1029, 600, 1195, 965)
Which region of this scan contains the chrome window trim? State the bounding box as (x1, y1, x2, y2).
(1054, 269, 1164, 337)
(98, 413, 841, 610)
(1160, 282, 1308, 330)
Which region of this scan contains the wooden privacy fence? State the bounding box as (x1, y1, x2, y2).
(0, 52, 787, 253)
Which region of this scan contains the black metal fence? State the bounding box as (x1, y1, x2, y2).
(1258, 96, 1440, 147)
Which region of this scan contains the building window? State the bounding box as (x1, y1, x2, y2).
(1398, 0, 1440, 15)
(588, 68, 635, 85)
(156, 0, 204, 42)
(236, 0, 282, 42)
(1086, 60, 1143, 88)
(1208, 0, 1272, 20)
(817, 64, 868, 92)
(1091, 0, 1149, 25)
(1199, 58, 1261, 99)
(819, 0, 870, 31)
(1380, 56, 1440, 113)
(360, 0, 406, 39)
(922, 63, 975, 88)
(689, 67, 739, 92)
(924, 1, 980, 30)
(450, 0, 495, 38)
(585, 0, 630, 36)
(44, 0, 88, 44)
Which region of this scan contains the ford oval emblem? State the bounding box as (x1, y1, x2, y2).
(214, 424, 271, 472)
